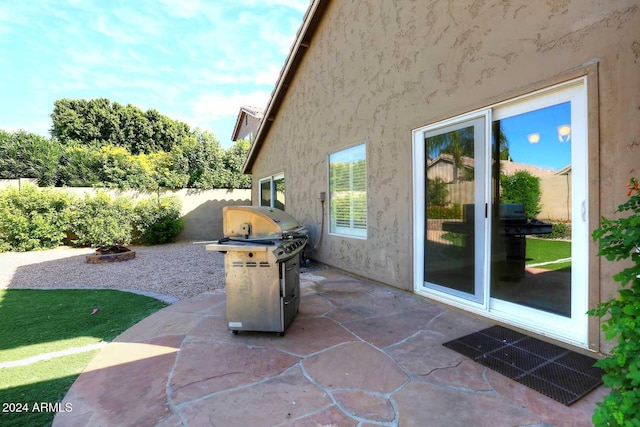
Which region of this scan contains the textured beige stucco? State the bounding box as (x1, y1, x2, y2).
(250, 0, 640, 351)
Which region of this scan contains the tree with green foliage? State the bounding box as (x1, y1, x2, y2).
(426, 126, 474, 183)
(182, 129, 227, 188)
(222, 139, 252, 189)
(50, 98, 191, 154)
(56, 141, 103, 187)
(0, 130, 61, 186)
(3, 98, 252, 190)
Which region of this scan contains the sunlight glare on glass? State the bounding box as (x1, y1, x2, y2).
(557, 125, 571, 142)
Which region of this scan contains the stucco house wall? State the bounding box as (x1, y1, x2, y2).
(248, 0, 640, 352)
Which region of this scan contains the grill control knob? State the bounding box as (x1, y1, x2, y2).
(285, 246, 292, 253)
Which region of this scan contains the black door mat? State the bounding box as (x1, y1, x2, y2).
(443, 325, 604, 405)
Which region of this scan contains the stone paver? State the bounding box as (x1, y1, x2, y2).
(53, 268, 605, 427)
(393, 381, 541, 427)
(302, 341, 408, 393)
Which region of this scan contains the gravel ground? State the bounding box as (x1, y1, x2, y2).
(0, 242, 226, 301)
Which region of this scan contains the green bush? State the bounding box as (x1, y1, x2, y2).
(133, 196, 183, 245)
(69, 191, 136, 247)
(589, 177, 640, 427)
(0, 185, 74, 251)
(537, 221, 571, 240)
(500, 170, 542, 220)
(0, 186, 185, 252)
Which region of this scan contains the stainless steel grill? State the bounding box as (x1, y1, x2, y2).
(206, 206, 308, 335)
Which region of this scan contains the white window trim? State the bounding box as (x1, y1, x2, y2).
(328, 142, 367, 239)
(259, 173, 284, 209)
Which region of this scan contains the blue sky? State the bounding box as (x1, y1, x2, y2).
(0, 0, 308, 148)
(498, 102, 571, 171)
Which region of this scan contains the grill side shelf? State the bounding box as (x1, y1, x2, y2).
(205, 242, 270, 252)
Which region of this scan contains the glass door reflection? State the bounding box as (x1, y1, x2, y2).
(424, 117, 484, 302)
(491, 102, 572, 317)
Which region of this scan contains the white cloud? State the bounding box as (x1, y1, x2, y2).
(94, 15, 140, 44)
(0, 119, 52, 138)
(254, 64, 285, 85)
(191, 91, 271, 123)
(248, 0, 310, 13)
(112, 6, 162, 37)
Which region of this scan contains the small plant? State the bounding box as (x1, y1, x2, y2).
(588, 177, 640, 427)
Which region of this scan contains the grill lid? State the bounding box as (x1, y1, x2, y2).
(223, 206, 307, 240)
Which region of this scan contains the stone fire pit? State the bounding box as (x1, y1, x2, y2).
(86, 245, 136, 264)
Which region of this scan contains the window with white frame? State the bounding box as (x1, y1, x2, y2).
(259, 174, 285, 210)
(329, 143, 367, 238)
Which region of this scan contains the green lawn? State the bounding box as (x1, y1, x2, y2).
(442, 233, 571, 271)
(526, 237, 572, 271)
(0, 289, 167, 427)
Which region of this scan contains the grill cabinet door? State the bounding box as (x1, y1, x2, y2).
(225, 250, 281, 332)
(281, 256, 300, 330)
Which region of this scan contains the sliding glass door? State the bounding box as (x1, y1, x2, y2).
(413, 79, 588, 346)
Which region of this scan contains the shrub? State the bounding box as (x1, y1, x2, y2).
(133, 196, 183, 245)
(0, 186, 185, 252)
(0, 185, 74, 251)
(589, 177, 640, 426)
(69, 191, 135, 247)
(538, 221, 571, 240)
